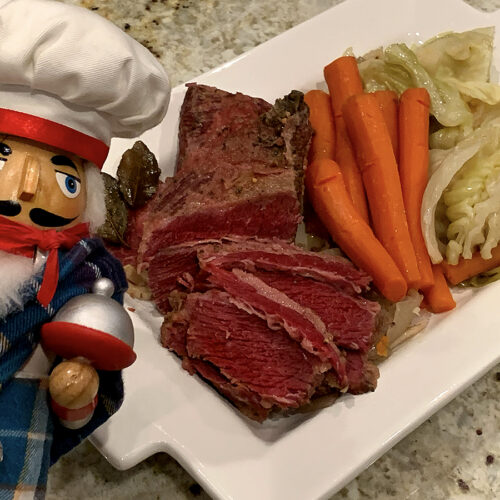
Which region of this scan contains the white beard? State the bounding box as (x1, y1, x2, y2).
(0, 250, 38, 319)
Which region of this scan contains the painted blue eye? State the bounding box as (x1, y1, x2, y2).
(55, 171, 81, 199)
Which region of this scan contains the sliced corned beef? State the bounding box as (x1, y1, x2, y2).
(205, 266, 347, 387)
(149, 245, 201, 313)
(161, 309, 189, 357)
(162, 290, 329, 420)
(177, 84, 311, 181)
(185, 290, 327, 407)
(138, 167, 300, 267)
(250, 270, 379, 352)
(197, 240, 371, 294)
(182, 357, 271, 422)
(338, 351, 379, 395)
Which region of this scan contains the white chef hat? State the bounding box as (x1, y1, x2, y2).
(0, 0, 170, 167)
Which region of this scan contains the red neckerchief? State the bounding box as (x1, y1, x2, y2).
(0, 215, 90, 307)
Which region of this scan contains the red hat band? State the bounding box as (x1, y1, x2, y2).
(0, 108, 109, 168)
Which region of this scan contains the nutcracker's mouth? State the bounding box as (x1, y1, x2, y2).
(0, 200, 21, 217)
(29, 208, 77, 227)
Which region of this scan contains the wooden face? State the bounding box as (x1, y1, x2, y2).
(0, 136, 87, 229)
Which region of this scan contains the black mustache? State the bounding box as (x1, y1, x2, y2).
(0, 200, 22, 216)
(29, 208, 77, 228)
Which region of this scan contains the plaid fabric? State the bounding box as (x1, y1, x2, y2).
(0, 238, 128, 499)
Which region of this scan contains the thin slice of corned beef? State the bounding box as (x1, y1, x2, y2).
(149, 245, 202, 313)
(161, 310, 189, 357)
(161, 301, 273, 421)
(251, 271, 379, 352)
(323, 351, 379, 394)
(205, 266, 347, 387)
(197, 240, 371, 294)
(182, 357, 271, 422)
(184, 290, 328, 410)
(138, 166, 301, 267)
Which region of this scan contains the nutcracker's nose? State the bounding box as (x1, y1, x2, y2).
(18, 154, 40, 201)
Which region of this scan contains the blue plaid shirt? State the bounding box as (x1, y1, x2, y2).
(0, 238, 128, 499)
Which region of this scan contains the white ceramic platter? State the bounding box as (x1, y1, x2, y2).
(91, 0, 500, 498)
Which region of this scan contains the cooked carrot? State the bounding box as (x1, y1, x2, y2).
(374, 90, 399, 161)
(335, 119, 370, 223)
(399, 87, 434, 290)
(441, 244, 500, 285)
(324, 56, 363, 120)
(422, 265, 456, 313)
(375, 335, 389, 357)
(304, 90, 336, 162)
(342, 92, 421, 289)
(323, 56, 369, 223)
(306, 158, 407, 302)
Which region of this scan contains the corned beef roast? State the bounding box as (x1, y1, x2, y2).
(115, 83, 382, 421)
(136, 84, 311, 270)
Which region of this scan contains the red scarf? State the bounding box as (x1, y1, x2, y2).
(0, 215, 90, 307)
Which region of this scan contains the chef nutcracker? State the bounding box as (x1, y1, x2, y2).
(0, 0, 170, 494)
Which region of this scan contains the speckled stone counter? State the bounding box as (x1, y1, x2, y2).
(47, 1, 500, 499)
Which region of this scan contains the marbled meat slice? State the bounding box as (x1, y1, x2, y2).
(149, 244, 201, 313)
(197, 240, 371, 294)
(162, 290, 328, 421)
(138, 167, 300, 266)
(205, 266, 347, 387)
(252, 271, 380, 352)
(326, 351, 380, 395)
(182, 357, 271, 422)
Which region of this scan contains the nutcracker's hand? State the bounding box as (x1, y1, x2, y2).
(49, 357, 99, 429)
(40, 278, 135, 429)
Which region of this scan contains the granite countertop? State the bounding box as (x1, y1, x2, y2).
(47, 0, 500, 498)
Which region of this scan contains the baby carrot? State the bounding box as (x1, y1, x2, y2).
(324, 56, 363, 120)
(373, 90, 399, 161)
(441, 245, 500, 285)
(335, 119, 370, 223)
(342, 92, 421, 289)
(323, 56, 369, 223)
(306, 158, 407, 302)
(422, 265, 456, 313)
(304, 90, 336, 162)
(399, 87, 434, 290)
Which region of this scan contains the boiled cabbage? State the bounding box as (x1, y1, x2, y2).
(359, 43, 472, 128)
(413, 27, 494, 87)
(422, 120, 500, 264)
(359, 27, 500, 268)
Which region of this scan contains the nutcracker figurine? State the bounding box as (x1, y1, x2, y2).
(0, 0, 170, 496)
